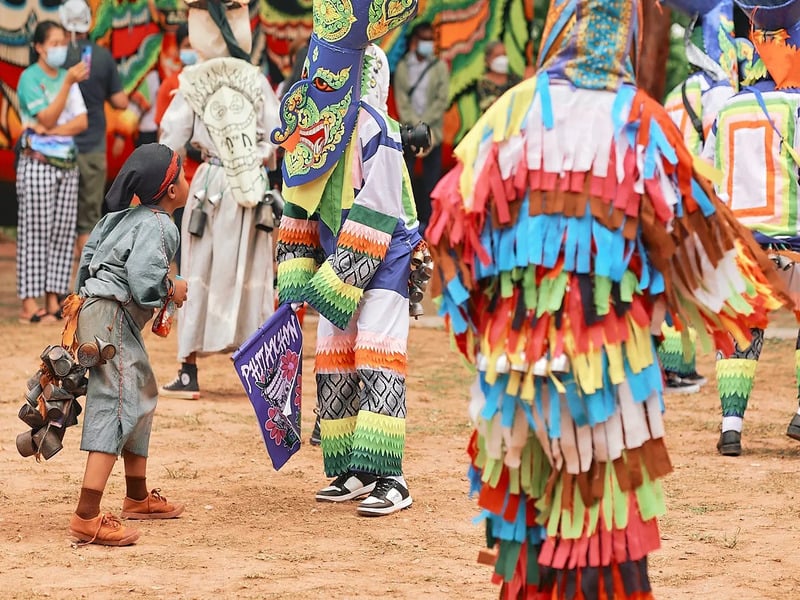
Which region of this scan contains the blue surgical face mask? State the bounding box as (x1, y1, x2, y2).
(45, 45, 67, 69)
(180, 49, 198, 66)
(416, 40, 434, 58)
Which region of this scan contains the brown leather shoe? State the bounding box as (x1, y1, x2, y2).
(120, 489, 185, 520)
(69, 512, 140, 546)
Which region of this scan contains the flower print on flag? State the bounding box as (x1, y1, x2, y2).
(265, 406, 286, 446)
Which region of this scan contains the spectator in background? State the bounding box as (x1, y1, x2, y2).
(393, 22, 450, 237)
(131, 70, 160, 147)
(155, 22, 200, 273)
(16, 21, 88, 323)
(476, 41, 521, 112)
(60, 0, 129, 258)
(159, 1, 280, 399)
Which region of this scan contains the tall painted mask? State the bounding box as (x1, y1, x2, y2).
(271, 0, 418, 187)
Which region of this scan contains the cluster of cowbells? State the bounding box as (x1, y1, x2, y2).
(409, 244, 434, 318)
(16, 338, 116, 461)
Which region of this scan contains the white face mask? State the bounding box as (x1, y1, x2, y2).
(489, 55, 509, 75)
(416, 40, 434, 58)
(45, 45, 68, 69)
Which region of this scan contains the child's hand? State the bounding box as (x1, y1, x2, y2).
(172, 278, 188, 307)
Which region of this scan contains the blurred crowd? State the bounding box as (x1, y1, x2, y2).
(13, 0, 527, 325)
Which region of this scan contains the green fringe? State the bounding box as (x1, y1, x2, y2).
(320, 416, 357, 477)
(495, 539, 522, 583)
(717, 358, 757, 418)
(658, 327, 696, 376)
(277, 258, 317, 304)
(526, 540, 540, 587)
(300, 262, 362, 330)
(350, 429, 405, 475)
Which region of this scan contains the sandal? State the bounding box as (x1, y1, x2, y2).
(18, 309, 57, 325)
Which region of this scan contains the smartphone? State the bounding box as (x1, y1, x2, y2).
(81, 45, 92, 73)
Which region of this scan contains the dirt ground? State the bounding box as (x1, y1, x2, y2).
(2, 239, 800, 600)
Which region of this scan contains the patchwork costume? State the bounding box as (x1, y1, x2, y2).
(703, 0, 800, 455)
(658, 0, 743, 392)
(427, 0, 790, 596)
(273, 0, 421, 515)
(159, 0, 281, 397)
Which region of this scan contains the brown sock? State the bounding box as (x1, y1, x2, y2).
(125, 476, 149, 501)
(76, 487, 104, 520)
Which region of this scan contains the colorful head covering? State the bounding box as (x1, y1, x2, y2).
(106, 143, 182, 212)
(186, 0, 252, 61)
(272, 0, 417, 187)
(362, 43, 390, 113)
(735, 0, 800, 88)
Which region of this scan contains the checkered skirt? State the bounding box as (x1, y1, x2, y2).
(16, 155, 79, 299)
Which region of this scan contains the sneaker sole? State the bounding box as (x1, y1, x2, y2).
(717, 443, 741, 457)
(69, 529, 141, 546)
(664, 384, 701, 395)
(160, 388, 200, 400)
(357, 496, 413, 516)
(121, 505, 185, 520)
(315, 482, 376, 503)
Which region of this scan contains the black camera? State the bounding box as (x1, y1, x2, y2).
(400, 122, 432, 157)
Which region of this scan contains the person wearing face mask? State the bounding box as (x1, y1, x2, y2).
(393, 21, 450, 238)
(60, 0, 129, 260)
(15, 20, 88, 324)
(159, 0, 280, 399)
(155, 22, 200, 185)
(476, 41, 521, 112)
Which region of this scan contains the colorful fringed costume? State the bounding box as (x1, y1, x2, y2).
(427, 0, 791, 596)
(703, 0, 800, 452)
(659, 0, 747, 388)
(272, 0, 421, 511)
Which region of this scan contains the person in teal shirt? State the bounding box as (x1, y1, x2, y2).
(16, 20, 87, 323)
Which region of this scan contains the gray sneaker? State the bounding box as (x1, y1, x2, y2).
(717, 430, 742, 456)
(787, 414, 800, 441)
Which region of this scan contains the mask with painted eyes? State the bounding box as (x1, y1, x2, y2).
(272, 0, 418, 187)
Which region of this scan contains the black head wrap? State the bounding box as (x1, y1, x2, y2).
(105, 143, 182, 212)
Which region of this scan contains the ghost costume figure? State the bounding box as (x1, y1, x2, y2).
(159, 0, 281, 398)
(427, 0, 791, 597)
(274, 0, 421, 518)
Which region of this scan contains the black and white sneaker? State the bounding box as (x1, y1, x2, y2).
(681, 370, 708, 387)
(664, 372, 700, 395)
(160, 365, 200, 400)
(357, 478, 412, 516)
(315, 472, 377, 502)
